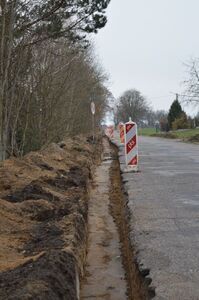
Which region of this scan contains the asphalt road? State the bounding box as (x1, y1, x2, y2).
(116, 136, 199, 300)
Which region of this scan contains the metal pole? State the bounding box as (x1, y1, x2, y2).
(90, 100, 95, 143)
(92, 113, 95, 143)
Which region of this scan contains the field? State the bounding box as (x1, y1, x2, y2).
(138, 128, 156, 136)
(139, 127, 199, 141)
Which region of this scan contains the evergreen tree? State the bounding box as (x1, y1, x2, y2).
(3, 0, 111, 45)
(168, 98, 183, 129)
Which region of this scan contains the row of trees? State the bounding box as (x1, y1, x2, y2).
(0, 0, 111, 159)
(114, 57, 199, 130)
(114, 89, 199, 131)
(114, 89, 167, 129)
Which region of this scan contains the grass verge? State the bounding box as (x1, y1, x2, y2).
(139, 128, 199, 143)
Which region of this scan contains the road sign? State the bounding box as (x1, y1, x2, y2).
(91, 101, 95, 115)
(124, 118, 138, 171)
(105, 125, 114, 139)
(90, 101, 95, 142)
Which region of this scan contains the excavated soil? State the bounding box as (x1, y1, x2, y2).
(81, 138, 154, 300)
(0, 135, 155, 299)
(109, 143, 155, 300)
(80, 138, 127, 300)
(0, 136, 102, 300)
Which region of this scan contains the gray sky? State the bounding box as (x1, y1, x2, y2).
(94, 0, 199, 115)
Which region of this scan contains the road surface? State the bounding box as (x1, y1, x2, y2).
(116, 136, 199, 299)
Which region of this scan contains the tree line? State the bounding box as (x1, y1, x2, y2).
(114, 89, 199, 131)
(0, 0, 111, 159)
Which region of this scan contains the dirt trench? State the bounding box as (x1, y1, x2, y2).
(80, 138, 152, 300)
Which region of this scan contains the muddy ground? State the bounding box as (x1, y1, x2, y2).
(0, 136, 101, 300)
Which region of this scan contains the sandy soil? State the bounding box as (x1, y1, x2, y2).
(0, 136, 101, 300)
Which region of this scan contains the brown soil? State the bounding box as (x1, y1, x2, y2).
(80, 138, 127, 300)
(109, 143, 155, 300)
(0, 134, 155, 299)
(81, 138, 155, 300)
(0, 135, 102, 300)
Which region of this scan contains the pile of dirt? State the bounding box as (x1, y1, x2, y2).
(0, 135, 102, 300)
(187, 134, 199, 143)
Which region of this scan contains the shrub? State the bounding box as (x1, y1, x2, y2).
(160, 117, 169, 132)
(172, 112, 190, 130)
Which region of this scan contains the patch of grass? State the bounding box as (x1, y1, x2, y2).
(151, 132, 177, 139)
(172, 128, 199, 139)
(139, 127, 199, 142)
(138, 128, 156, 136)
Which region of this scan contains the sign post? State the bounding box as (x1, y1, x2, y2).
(124, 118, 138, 171)
(91, 101, 95, 143)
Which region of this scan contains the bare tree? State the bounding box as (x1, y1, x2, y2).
(12, 40, 109, 155)
(183, 59, 199, 106)
(0, 1, 111, 159)
(115, 89, 150, 125)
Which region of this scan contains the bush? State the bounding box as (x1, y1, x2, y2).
(172, 112, 190, 130)
(160, 117, 169, 132)
(168, 99, 183, 130)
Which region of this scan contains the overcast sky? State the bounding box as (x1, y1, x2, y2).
(94, 0, 199, 115)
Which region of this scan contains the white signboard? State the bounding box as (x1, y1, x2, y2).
(91, 101, 95, 115)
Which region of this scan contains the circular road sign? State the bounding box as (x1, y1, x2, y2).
(91, 101, 95, 115)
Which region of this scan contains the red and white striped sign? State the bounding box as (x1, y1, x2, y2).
(119, 122, 125, 144)
(105, 125, 114, 139)
(125, 119, 138, 170)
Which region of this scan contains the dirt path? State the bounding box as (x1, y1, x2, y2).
(80, 138, 127, 300)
